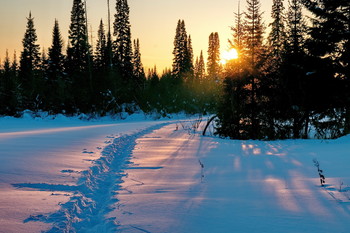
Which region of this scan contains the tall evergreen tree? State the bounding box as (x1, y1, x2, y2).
(0, 50, 10, 113)
(301, 0, 350, 135)
(229, 1, 246, 55)
(245, 0, 265, 67)
(95, 19, 107, 69)
(19, 12, 41, 109)
(187, 35, 194, 76)
(172, 20, 193, 78)
(207, 32, 221, 79)
(11, 51, 18, 74)
(132, 38, 145, 82)
(286, 0, 307, 55)
(3, 50, 10, 73)
(278, 0, 310, 138)
(302, 0, 349, 79)
(226, 2, 248, 77)
(48, 20, 65, 76)
(106, 0, 113, 69)
(268, 0, 286, 65)
(66, 0, 91, 74)
(194, 50, 206, 80)
(0, 50, 20, 115)
(217, 0, 267, 139)
(20, 12, 41, 73)
(66, 0, 93, 113)
(114, 0, 133, 80)
(47, 19, 65, 113)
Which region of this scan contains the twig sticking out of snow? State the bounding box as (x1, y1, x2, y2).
(199, 159, 204, 183)
(313, 159, 325, 186)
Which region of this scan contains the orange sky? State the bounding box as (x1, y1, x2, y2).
(0, 0, 275, 73)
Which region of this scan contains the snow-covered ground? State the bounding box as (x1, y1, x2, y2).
(1, 114, 350, 233)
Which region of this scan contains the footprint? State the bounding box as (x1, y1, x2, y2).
(82, 149, 94, 154)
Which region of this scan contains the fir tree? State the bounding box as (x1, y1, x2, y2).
(187, 35, 194, 76)
(172, 20, 183, 77)
(19, 12, 41, 109)
(114, 0, 133, 80)
(19, 12, 41, 76)
(226, 2, 248, 77)
(194, 50, 206, 80)
(207, 32, 221, 79)
(245, 0, 265, 66)
(66, 0, 91, 74)
(217, 0, 267, 139)
(0, 50, 19, 115)
(11, 51, 18, 74)
(48, 19, 65, 76)
(301, 0, 350, 135)
(172, 20, 193, 78)
(132, 38, 145, 82)
(229, 1, 246, 55)
(268, 0, 286, 64)
(3, 50, 10, 73)
(95, 19, 107, 69)
(302, 0, 349, 79)
(279, 0, 310, 138)
(66, 0, 93, 113)
(48, 19, 65, 113)
(286, 0, 307, 55)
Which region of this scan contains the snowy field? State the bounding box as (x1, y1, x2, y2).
(1, 113, 350, 233)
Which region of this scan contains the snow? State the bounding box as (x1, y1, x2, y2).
(1, 114, 350, 232)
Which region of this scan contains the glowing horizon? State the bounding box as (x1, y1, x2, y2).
(0, 0, 274, 73)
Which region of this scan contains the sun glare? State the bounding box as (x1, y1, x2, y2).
(220, 48, 239, 65)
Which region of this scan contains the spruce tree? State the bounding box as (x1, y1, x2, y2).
(3, 50, 10, 73)
(132, 38, 145, 82)
(66, 0, 91, 74)
(245, 0, 265, 67)
(20, 12, 41, 73)
(48, 20, 65, 76)
(11, 51, 18, 74)
(95, 19, 107, 69)
(187, 35, 194, 76)
(65, 0, 93, 113)
(0, 50, 10, 114)
(268, 0, 286, 65)
(302, 0, 349, 79)
(217, 0, 267, 139)
(286, 0, 307, 55)
(302, 0, 350, 135)
(19, 12, 41, 109)
(172, 20, 192, 78)
(114, 0, 133, 80)
(278, 0, 310, 138)
(172, 20, 183, 78)
(194, 50, 206, 80)
(48, 19, 65, 113)
(229, 1, 246, 55)
(207, 32, 221, 79)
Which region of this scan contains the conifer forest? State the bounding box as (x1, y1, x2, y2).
(0, 0, 349, 140)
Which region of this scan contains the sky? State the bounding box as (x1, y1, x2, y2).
(0, 0, 275, 72)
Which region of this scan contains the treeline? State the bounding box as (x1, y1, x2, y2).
(1, 0, 349, 140)
(0, 0, 220, 117)
(216, 0, 350, 139)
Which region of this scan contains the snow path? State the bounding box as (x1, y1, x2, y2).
(3, 118, 350, 232)
(9, 123, 170, 233)
(0, 118, 170, 233)
(112, 124, 350, 233)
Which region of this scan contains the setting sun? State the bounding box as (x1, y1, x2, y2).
(220, 48, 239, 64)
